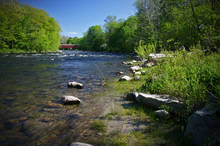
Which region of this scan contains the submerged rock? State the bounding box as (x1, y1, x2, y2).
(119, 75, 132, 81)
(68, 81, 84, 89)
(185, 103, 220, 146)
(62, 96, 81, 105)
(154, 110, 169, 119)
(71, 142, 93, 146)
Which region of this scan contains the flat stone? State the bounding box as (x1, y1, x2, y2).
(68, 81, 84, 89)
(119, 75, 132, 81)
(71, 142, 93, 146)
(62, 96, 81, 105)
(126, 92, 185, 113)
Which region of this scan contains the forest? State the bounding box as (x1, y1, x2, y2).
(0, 1, 61, 53)
(74, 0, 220, 53)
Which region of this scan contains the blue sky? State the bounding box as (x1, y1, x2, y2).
(19, 0, 137, 38)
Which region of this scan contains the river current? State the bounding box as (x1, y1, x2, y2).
(0, 51, 128, 145)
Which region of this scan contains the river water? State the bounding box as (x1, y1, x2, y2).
(0, 51, 128, 146)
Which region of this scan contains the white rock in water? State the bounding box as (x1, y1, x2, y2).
(62, 96, 81, 105)
(119, 75, 132, 81)
(130, 66, 142, 72)
(68, 81, 84, 89)
(154, 110, 169, 119)
(71, 142, 93, 146)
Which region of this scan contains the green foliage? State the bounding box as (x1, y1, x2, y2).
(134, 40, 156, 59)
(80, 25, 105, 51)
(66, 37, 80, 44)
(141, 49, 219, 113)
(0, 1, 61, 53)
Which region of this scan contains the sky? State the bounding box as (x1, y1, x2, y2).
(19, 0, 137, 38)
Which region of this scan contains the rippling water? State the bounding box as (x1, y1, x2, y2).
(0, 51, 128, 145)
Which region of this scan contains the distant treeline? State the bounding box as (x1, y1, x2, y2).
(64, 0, 220, 53)
(0, 0, 61, 53)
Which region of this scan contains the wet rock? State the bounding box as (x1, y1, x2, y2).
(68, 81, 84, 89)
(62, 96, 81, 105)
(154, 110, 169, 119)
(135, 76, 141, 80)
(130, 66, 142, 72)
(185, 103, 220, 146)
(119, 76, 132, 81)
(71, 142, 93, 146)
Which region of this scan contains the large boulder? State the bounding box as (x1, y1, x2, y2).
(119, 75, 132, 81)
(62, 96, 81, 105)
(71, 142, 93, 146)
(137, 93, 184, 111)
(126, 92, 184, 113)
(68, 81, 84, 89)
(185, 103, 220, 146)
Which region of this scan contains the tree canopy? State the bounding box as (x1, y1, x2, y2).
(0, 1, 61, 53)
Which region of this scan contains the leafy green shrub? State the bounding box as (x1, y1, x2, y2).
(134, 40, 156, 59)
(141, 48, 219, 114)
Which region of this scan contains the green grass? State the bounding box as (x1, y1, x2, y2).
(91, 120, 106, 133)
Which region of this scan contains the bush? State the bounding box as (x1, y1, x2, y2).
(141, 48, 220, 114)
(134, 40, 156, 59)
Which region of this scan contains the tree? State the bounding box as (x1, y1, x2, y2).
(80, 25, 105, 51)
(0, 1, 61, 53)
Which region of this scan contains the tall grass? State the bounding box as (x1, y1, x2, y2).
(141, 48, 219, 113)
(134, 40, 156, 60)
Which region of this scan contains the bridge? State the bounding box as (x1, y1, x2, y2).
(60, 44, 80, 49)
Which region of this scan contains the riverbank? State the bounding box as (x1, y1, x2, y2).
(84, 50, 219, 145)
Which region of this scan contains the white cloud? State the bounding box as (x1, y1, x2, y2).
(68, 32, 78, 35)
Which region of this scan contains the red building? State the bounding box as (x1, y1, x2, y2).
(60, 44, 80, 49)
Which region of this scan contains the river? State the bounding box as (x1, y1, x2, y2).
(0, 51, 128, 146)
